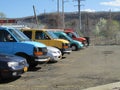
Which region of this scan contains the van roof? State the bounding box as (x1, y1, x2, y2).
(22, 28, 64, 31)
(0, 25, 30, 29)
(0, 26, 12, 30)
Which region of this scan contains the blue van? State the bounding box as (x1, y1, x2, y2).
(0, 27, 50, 67)
(53, 31, 84, 51)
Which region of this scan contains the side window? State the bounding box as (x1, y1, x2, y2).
(23, 31, 32, 39)
(67, 33, 72, 38)
(0, 30, 5, 42)
(0, 30, 15, 42)
(35, 31, 42, 39)
(59, 35, 66, 40)
(35, 31, 50, 40)
(67, 33, 75, 38)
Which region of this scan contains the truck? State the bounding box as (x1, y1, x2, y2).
(21, 28, 72, 55)
(0, 26, 50, 68)
(64, 29, 88, 46)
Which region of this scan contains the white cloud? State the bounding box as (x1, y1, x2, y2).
(82, 9, 96, 12)
(100, 0, 120, 6)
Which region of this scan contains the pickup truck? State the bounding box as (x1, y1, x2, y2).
(0, 27, 50, 68)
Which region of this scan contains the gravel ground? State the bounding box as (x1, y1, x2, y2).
(1, 45, 120, 90)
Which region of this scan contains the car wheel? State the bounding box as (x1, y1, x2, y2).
(71, 44, 78, 51)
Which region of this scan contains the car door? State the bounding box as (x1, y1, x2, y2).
(0, 30, 15, 54)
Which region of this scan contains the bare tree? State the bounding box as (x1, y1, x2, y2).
(0, 12, 6, 18)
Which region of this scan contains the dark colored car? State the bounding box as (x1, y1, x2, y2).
(0, 53, 29, 79)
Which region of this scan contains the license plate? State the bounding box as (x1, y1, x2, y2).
(24, 67, 28, 72)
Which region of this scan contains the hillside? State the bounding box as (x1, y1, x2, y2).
(16, 11, 120, 45)
(18, 11, 120, 23)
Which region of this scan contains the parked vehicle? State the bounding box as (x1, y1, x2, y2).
(47, 46, 62, 62)
(21, 28, 72, 55)
(64, 29, 88, 46)
(0, 53, 28, 79)
(0, 26, 50, 68)
(53, 31, 84, 51)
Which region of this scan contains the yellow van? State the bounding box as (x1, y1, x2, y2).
(21, 28, 72, 55)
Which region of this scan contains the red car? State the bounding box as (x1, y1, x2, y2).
(64, 29, 89, 46)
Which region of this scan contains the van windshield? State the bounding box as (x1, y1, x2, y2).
(47, 31, 58, 39)
(63, 33, 73, 42)
(9, 29, 30, 41)
(73, 32, 80, 38)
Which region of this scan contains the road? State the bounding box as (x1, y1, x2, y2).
(1, 45, 120, 90)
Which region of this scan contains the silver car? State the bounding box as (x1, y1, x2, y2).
(47, 46, 62, 62)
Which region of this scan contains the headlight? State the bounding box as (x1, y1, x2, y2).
(34, 47, 43, 56)
(8, 62, 19, 67)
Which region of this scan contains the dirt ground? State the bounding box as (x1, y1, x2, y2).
(1, 45, 120, 90)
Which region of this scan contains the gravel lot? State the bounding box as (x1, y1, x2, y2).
(1, 45, 120, 90)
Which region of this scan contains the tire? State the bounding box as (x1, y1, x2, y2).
(71, 44, 78, 51)
(28, 57, 38, 67)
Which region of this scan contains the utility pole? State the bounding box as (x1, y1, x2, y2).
(78, 0, 84, 31)
(62, 0, 65, 29)
(78, 0, 81, 31)
(52, 0, 60, 28)
(33, 5, 39, 27)
(74, 0, 84, 31)
(57, 0, 59, 14)
(109, 9, 112, 30)
(52, 0, 59, 13)
(57, 0, 60, 28)
(62, 0, 69, 29)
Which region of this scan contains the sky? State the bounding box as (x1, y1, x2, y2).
(1, 0, 120, 18)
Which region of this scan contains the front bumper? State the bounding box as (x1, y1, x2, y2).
(61, 48, 72, 54)
(48, 53, 62, 62)
(0, 67, 28, 78)
(35, 56, 50, 62)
